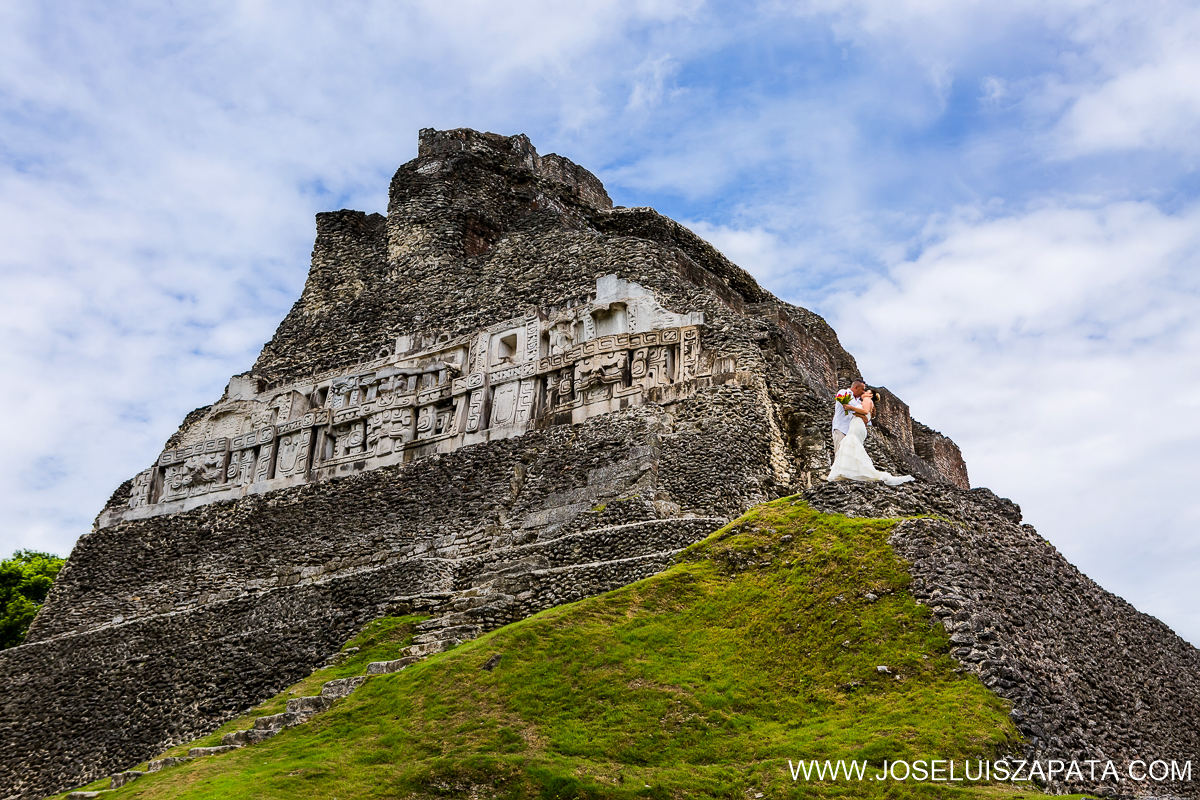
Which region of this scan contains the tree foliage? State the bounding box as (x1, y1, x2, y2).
(1, 550, 66, 649)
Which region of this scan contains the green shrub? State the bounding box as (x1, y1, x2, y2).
(1, 550, 65, 648)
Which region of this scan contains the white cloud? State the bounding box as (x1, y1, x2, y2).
(821, 199, 1200, 643)
(979, 76, 1008, 105)
(781, 0, 1200, 159)
(1029, 1, 1200, 155)
(683, 221, 790, 281)
(627, 55, 678, 112)
(1057, 43, 1200, 154)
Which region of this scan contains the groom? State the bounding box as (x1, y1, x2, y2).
(831, 380, 866, 454)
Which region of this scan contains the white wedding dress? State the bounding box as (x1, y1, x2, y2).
(828, 415, 914, 486)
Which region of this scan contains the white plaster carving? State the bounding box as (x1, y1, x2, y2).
(105, 276, 722, 525)
(490, 382, 519, 427)
(465, 388, 487, 433)
(276, 433, 308, 475)
(127, 470, 154, 509)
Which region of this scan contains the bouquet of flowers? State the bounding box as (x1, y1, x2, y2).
(835, 389, 854, 406)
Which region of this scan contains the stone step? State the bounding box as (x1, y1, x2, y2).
(520, 501, 592, 530)
(386, 592, 454, 612)
(322, 645, 360, 666)
(253, 711, 309, 731)
(286, 695, 332, 715)
(320, 676, 366, 699)
(412, 624, 480, 644)
(529, 547, 688, 577)
(109, 771, 144, 789)
(222, 727, 279, 747)
(417, 603, 511, 630)
(464, 600, 518, 619)
(66, 792, 108, 799)
(538, 485, 608, 510)
(405, 638, 457, 656)
(415, 612, 469, 631)
(502, 513, 728, 550)
(147, 756, 192, 772)
(366, 655, 421, 675)
(586, 449, 655, 485)
(446, 594, 507, 612)
(188, 744, 240, 757)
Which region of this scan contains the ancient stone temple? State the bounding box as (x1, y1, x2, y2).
(2, 129, 1197, 799)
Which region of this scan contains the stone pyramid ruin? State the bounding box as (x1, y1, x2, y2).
(1, 129, 1196, 799)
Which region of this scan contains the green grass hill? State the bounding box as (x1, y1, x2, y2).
(56, 498, 1089, 800)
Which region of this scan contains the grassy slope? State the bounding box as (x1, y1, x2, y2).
(57, 499, 1086, 800)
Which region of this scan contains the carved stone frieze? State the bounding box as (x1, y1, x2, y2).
(102, 276, 718, 526)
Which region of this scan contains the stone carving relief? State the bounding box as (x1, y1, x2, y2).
(575, 352, 627, 404)
(161, 452, 226, 503)
(228, 449, 256, 488)
(106, 276, 718, 525)
(275, 432, 309, 476)
(128, 469, 154, 509)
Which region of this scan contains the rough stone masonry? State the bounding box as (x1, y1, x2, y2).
(0, 128, 1193, 799)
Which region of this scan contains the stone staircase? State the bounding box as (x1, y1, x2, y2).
(62, 512, 727, 798)
(64, 676, 371, 797)
(366, 590, 513, 674)
(65, 594, 491, 797)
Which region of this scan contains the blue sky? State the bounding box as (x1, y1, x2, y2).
(3, 0, 1199, 644)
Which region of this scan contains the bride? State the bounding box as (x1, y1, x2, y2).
(827, 389, 914, 486)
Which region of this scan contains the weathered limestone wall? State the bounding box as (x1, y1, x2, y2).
(911, 420, 970, 490)
(805, 480, 1200, 798)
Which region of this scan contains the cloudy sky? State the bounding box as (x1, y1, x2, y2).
(3, 0, 1198, 644)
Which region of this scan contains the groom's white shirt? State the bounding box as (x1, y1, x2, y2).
(832, 390, 862, 435)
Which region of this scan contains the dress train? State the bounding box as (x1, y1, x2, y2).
(827, 416, 914, 486)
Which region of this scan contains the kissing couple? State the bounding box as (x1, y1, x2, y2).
(828, 380, 914, 486)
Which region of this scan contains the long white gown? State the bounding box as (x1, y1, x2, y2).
(828, 415, 914, 486)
